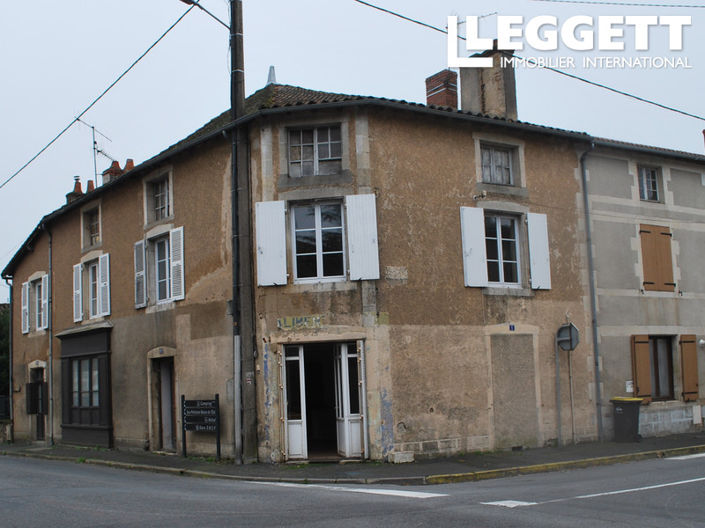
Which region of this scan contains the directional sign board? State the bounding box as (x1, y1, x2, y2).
(181, 394, 220, 460)
(183, 399, 218, 432)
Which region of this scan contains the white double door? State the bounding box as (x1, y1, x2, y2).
(283, 342, 364, 459)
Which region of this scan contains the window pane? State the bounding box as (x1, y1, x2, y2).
(502, 240, 517, 262)
(289, 163, 301, 178)
(487, 261, 500, 282)
(289, 146, 301, 161)
(322, 230, 342, 252)
(486, 238, 498, 261)
(301, 129, 314, 144)
(320, 204, 342, 227)
(92, 359, 100, 407)
(322, 253, 344, 276)
(81, 359, 90, 407)
(296, 255, 317, 278)
(348, 355, 359, 414)
(317, 127, 329, 143)
(286, 360, 301, 420)
(294, 206, 315, 229)
(301, 161, 314, 176)
(484, 216, 497, 238)
(72, 361, 79, 407)
(295, 230, 316, 254)
(330, 126, 341, 142)
(289, 130, 301, 146)
(503, 262, 518, 283)
(318, 144, 330, 159)
(500, 218, 515, 240)
(330, 142, 341, 159)
(302, 145, 314, 162)
(318, 160, 341, 176)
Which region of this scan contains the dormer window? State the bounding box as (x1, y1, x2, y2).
(288, 126, 342, 177)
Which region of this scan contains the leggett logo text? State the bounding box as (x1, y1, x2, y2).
(448, 15, 692, 70)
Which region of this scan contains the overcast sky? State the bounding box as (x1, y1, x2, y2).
(1, 0, 703, 302)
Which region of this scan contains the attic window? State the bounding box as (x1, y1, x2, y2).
(84, 208, 100, 247)
(288, 126, 342, 177)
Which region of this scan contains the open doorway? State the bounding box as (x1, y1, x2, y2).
(152, 357, 175, 452)
(283, 341, 364, 461)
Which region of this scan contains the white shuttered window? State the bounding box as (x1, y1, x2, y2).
(98, 254, 111, 316)
(527, 213, 551, 290)
(21, 281, 29, 334)
(73, 264, 83, 322)
(255, 201, 287, 286)
(40, 274, 49, 329)
(345, 194, 380, 281)
(460, 207, 551, 290)
(169, 227, 185, 301)
(255, 194, 380, 286)
(134, 240, 147, 308)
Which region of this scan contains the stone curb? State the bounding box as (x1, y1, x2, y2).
(3, 444, 705, 486)
(424, 444, 705, 485)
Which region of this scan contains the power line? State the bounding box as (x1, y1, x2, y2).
(531, 0, 705, 7)
(0, 4, 198, 191)
(355, 0, 705, 122)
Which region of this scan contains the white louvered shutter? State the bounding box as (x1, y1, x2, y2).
(255, 201, 287, 286)
(170, 227, 185, 301)
(460, 207, 489, 287)
(21, 281, 29, 334)
(527, 212, 551, 290)
(41, 274, 49, 329)
(72, 264, 83, 322)
(98, 254, 111, 315)
(134, 240, 147, 308)
(345, 194, 380, 281)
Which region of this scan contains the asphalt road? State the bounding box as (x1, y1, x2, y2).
(1, 454, 704, 527)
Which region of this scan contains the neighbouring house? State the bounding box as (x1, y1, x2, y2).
(3, 54, 703, 461)
(584, 139, 705, 438)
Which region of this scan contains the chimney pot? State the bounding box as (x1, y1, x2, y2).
(124, 158, 135, 172)
(66, 176, 84, 204)
(425, 69, 458, 109)
(86, 180, 95, 193)
(102, 160, 124, 185)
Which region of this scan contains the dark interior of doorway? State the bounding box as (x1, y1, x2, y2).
(304, 343, 338, 460)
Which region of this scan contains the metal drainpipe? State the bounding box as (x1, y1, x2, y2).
(4, 278, 13, 442)
(580, 143, 604, 442)
(46, 226, 54, 445)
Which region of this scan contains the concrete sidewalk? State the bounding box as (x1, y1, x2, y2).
(3, 432, 705, 485)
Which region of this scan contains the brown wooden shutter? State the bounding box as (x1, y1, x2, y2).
(639, 224, 675, 292)
(631, 335, 652, 403)
(680, 335, 699, 402)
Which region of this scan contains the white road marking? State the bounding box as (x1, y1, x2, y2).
(257, 481, 447, 499)
(483, 476, 705, 508)
(481, 500, 537, 508)
(667, 453, 705, 461)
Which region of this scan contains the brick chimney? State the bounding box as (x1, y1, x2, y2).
(460, 48, 517, 120)
(102, 160, 124, 185)
(425, 69, 458, 109)
(66, 176, 83, 204)
(124, 158, 135, 172)
(86, 180, 95, 193)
